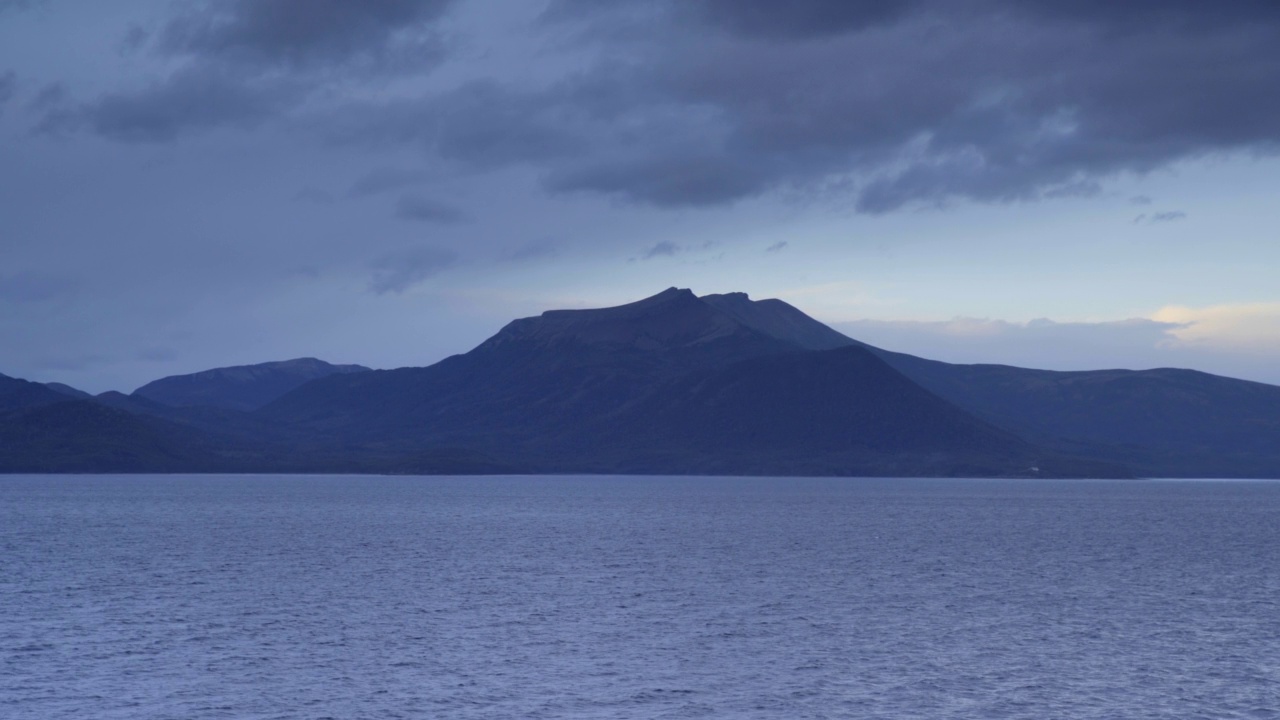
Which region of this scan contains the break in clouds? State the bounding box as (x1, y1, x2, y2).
(24, 0, 1280, 212)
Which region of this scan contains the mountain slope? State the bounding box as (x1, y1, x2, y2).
(259, 288, 1098, 475)
(867, 351, 1280, 477)
(0, 372, 73, 414)
(260, 288, 800, 446)
(701, 292, 854, 350)
(133, 357, 370, 412)
(589, 346, 1116, 477)
(0, 400, 236, 473)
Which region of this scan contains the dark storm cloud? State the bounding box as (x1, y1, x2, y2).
(368, 245, 457, 294)
(491, 0, 1280, 211)
(56, 0, 457, 142)
(157, 0, 456, 72)
(85, 67, 299, 142)
(690, 0, 920, 39)
(394, 194, 469, 224)
(33, 0, 1280, 213)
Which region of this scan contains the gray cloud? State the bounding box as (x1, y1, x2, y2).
(0, 0, 38, 14)
(836, 316, 1184, 371)
(84, 67, 300, 142)
(1130, 195, 1153, 205)
(53, 0, 457, 143)
(689, 0, 920, 40)
(0, 273, 76, 304)
(368, 245, 457, 294)
(0, 71, 15, 115)
(348, 167, 433, 198)
(157, 0, 456, 72)
(643, 241, 680, 259)
(395, 194, 469, 224)
(765, 241, 788, 253)
(507, 238, 560, 263)
(1134, 210, 1187, 225)
(455, 0, 1280, 211)
(832, 313, 1280, 385)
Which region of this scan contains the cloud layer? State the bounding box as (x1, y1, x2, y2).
(835, 303, 1280, 385)
(34, 0, 1280, 214)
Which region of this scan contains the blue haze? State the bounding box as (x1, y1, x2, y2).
(2, 475, 1278, 719)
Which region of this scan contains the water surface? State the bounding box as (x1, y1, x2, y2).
(2, 475, 1277, 718)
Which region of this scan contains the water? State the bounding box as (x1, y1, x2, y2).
(2, 475, 1277, 719)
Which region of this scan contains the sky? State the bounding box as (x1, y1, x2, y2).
(2, 0, 1279, 393)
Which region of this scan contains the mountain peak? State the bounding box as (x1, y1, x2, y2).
(480, 287, 747, 353)
(477, 286, 859, 358)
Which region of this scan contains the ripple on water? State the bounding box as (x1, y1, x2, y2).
(2, 474, 1278, 719)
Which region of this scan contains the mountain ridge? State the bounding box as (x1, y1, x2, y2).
(4, 287, 1278, 477)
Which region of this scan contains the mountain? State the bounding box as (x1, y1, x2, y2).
(44, 382, 92, 399)
(700, 291, 853, 350)
(865, 351, 1280, 477)
(132, 357, 371, 412)
(689, 292, 1280, 477)
(0, 400, 237, 473)
(261, 288, 801, 444)
(260, 288, 1114, 476)
(7, 287, 1277, 477)
(0, 372, 72, 414)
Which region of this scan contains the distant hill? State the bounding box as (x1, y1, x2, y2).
(0, 400, 235, 473)
(132, 357, 370, 412)
(44, 382, 92, 399)
(0, 372, 73, 414)
(864, 351, 1280, 477)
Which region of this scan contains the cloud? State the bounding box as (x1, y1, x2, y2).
(1153, 303, 1280, 352)
(52, 0, 1280, 210)
(688, 0, 920, 40)
(394, 194, 469, 224)
(485, 0, 1280, 211)
(507, 238, 560, 262)
(0, 0, 39, 14)
(643, 241, 680, 259)
(368, 245, 457, 294)
(1134, 210, 1187, 224)
(832, 306, 1280, 385)
(1130, 195, 1153, 206)
(0, 273, 76, 303)
(79, 66, 302, 142)
(56, 0, 458, 142)
(156, 0, 456, 73)
(347, 167, 433, 197)
(0, 71, 15, 115)
(765, 241, 788, 253)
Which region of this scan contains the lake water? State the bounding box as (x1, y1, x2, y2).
(2, 475, 1277, 719)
